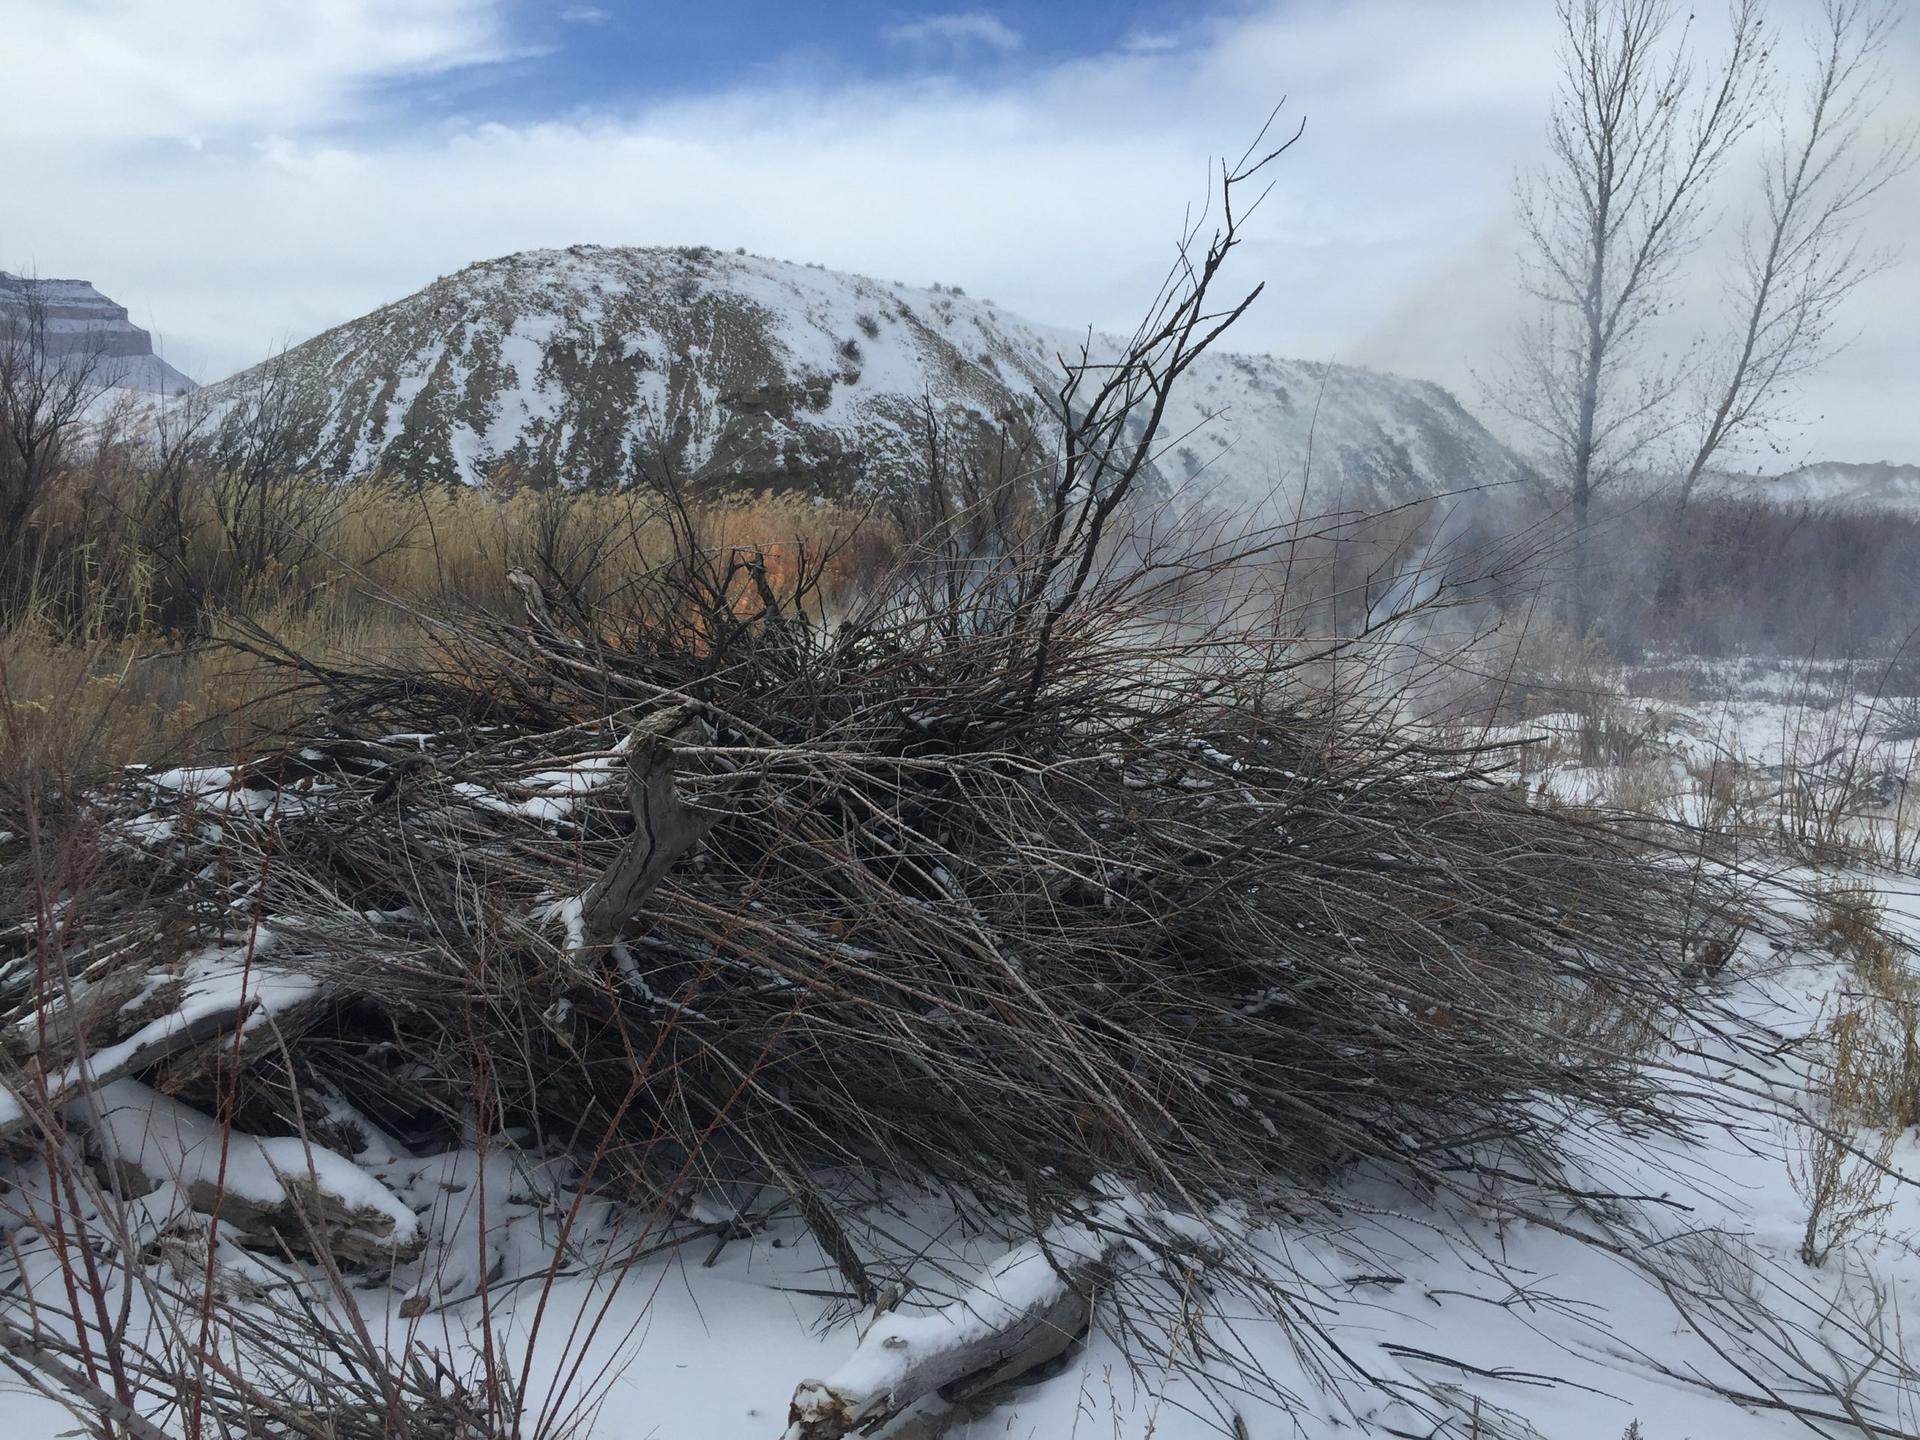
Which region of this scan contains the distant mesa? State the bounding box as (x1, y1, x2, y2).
(0, 271, 198, 396)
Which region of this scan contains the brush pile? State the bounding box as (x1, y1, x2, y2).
(5, 535, 1738, 1192)
(0, 492, 1745, 1262)
(0, 520, 1748, 1430)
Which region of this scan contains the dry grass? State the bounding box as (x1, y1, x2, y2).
(1788, 879, 1920, 1268)
(1789, 999, 1899, 1267)
(1812, 881, 1904, 993)
(1811, 881, 1920, 1135)
(1, 474, 898, 775)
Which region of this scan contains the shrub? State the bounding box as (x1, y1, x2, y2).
(1811, 880, 1920, 1133)
(1789, 1001, 1898, 1266)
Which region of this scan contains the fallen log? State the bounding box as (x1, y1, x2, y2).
(83, 1078, 422, 1267)
(783, 1232, 1123, 1439)
(0, 951, 318, 1143)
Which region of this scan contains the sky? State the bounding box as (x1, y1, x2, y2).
(6, 0, 1918, 466)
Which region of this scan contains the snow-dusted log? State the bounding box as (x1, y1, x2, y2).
(0, 1000, 237, 1141)
(0, 950, 317, 1141)
(83, 1079, 421, 1266)
(582, 712, 714, 953)
(782, 1232, 1124, 1439)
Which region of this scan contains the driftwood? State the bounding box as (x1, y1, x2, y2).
(87, 1080, 422, 1267)
(783, 1237, 1121, 1439)
(104, 1156, 421, 1267)
(0, 994, 260, 1143)
(581, 708, 715, 953)
(115, 1162, 419, 1268)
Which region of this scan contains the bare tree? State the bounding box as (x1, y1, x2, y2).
(1493, 0, 1768, 635)
(0, 276, 112, 592)
(201, 350, 345, 611)
(128, 387, 219, 631)
(1666, 0, 1916, 547)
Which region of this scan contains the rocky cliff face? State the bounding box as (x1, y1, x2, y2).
(198, 245, 1535, 514)
(0, 272, 198, 395)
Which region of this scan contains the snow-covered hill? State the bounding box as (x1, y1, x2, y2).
(1708, 460, 1920, 515)
(0, 271, 198, 396)
(199, 245, 1535, 514)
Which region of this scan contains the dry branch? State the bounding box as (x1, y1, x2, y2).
(784, 1234, 1123, 1439)
(582, 709, 716, 953)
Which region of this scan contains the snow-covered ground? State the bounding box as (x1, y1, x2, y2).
(11, 883, 1914, 1438)
(1483, 657, 1920, 869)
(5, 665, 1920, 1440)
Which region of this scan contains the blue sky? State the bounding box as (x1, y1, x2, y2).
(503, 3, 1194, 110)
(7, 0, 1919, 463)
(327, 3, 1213, 140)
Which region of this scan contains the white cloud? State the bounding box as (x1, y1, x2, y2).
(5, 0, 1915, 464)
(559, 4, 611, 22)
(884, 11, 1023, 54)
(0, 0, 516, 146)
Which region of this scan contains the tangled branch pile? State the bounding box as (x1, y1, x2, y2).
(11, 530, 1734, 1195)
(0, 520, 1750, 1429)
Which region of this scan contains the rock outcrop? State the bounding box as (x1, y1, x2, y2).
(0, 271, 197, 395)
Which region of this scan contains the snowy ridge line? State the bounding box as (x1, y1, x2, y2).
(193, 244, 1536, 515)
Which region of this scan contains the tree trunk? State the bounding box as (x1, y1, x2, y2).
(581, 713, 714, 952)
